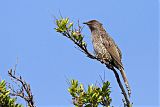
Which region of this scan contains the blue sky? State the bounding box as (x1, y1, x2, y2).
(0, 0, 159, 107)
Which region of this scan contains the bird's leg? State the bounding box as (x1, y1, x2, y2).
(95, 53, 103, 61)
(106, 63, 113, 70)
(95, 52, 113, 69)
(100, 54, 113, 69)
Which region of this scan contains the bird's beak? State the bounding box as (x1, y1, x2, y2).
(83, 22, 88, 25)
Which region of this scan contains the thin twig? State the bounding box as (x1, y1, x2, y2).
(8, 69, 36, 107)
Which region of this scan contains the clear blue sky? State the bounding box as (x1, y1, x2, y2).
(0, 0, 159, 107)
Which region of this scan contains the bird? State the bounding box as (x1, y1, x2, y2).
(83, 20, 131, 97)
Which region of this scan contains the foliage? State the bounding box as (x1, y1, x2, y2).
(68, 80, 112, 107)
(55, 17, 87, 48)
(0, 80, 23, 107)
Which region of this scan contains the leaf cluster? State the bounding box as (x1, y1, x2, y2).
(55, 17, 86, 47)
(68, 80, 112, 107)
(0, 80, 23, 107)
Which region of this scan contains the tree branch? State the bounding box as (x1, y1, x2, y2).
(8, 69, 36, 107)
(110, 67, 130, 107)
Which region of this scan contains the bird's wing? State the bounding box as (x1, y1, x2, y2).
(115, 44, 122, 59)
(100, 32, 123, 68)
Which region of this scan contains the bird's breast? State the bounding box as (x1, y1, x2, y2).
(92, 37, 112, 62)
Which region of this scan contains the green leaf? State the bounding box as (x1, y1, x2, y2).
(0, 80, 23, 107)
(68, 22, 73, 29)
(78, 35, 83, 42)
(82, 41, 86, 46)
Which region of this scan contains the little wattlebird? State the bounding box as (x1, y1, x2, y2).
(83, 20, 131, 97)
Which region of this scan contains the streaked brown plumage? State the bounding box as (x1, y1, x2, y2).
(83, 20, 131, 96)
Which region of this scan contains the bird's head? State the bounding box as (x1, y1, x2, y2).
(83, 20, 102, 30)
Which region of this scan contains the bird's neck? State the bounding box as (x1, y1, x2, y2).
(91, 27, 110, 43)
(91, 29, 102, 43)
(91, 27, 106, 37)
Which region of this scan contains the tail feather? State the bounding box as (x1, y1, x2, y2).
(119, 68, 131, 97)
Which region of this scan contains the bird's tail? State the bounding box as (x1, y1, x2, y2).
(119, 68, 131, 97)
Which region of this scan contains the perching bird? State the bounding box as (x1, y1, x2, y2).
(83, 20, 131, 97)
